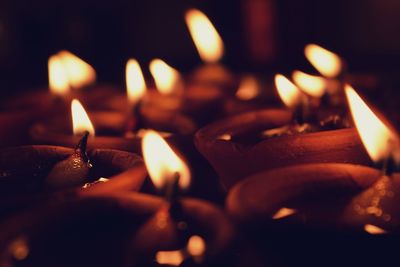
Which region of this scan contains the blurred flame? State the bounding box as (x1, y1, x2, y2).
(345, 85, 400, 163)
(71, 99, 95, 136)
(236, 75, 260, 100)
(185, 9, 224, 63)
(142, 130, 190, 190)
(155, 250, 184, 266)
(364, 224, 387, 235)
(149, 59, 182, 94)
(187, 235, 206, 257)
(58, 50, 96, 89)
(292, 70, 326, 98)
(126, 59, 147, 105)
(272, 207, 297, 219)
(274, 74, 303, 109)
(304, 44, 342, 78)
(48, 55, 70, 96)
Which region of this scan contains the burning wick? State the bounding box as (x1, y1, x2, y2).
(344, 85, 400, 232)
(274, 74, 309, 125)
(125, 59, 147, 134)
(142, 130, 190, 205)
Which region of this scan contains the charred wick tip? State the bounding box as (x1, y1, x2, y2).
(76, 131, 90, 163)
(381, 156, 397, 177)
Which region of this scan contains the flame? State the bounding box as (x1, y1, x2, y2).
(304, 44, 342, 78)
(345, 85, 400, 163)
(274, 74, 303, 109)
(187, 235, 206, 257)
(292, 70, 326, 97)
(58, 50, 96, 89)
(142, 130, 190, 190)
(272, 207, 297, 219)
(149, 59, 182, 95)
(236, 75, 260, 100)
(126, 59, 147, 105)
(185, 9, 224, 63)
(71, 99, 95, 136)
(155, 250, 184, 266)
(364, 224, 387, 235)
(48, 55, 70, 96)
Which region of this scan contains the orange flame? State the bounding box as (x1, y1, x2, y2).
(345, 85, 400, 163)
(364, 224, 387, 235)
(187, 235, 206, 257)
(274, 74, 303, 109)
(272, 207, 297, 219)
(71, 99, 95, 136)
(236, 75, 260, 100)
(155, 250, 184, 266)
(304, 44, 342, 78)
(126, 59, 147, 105)
(58, 50, 96, 89)
(48, 55, 70, 96)
(292, 70, 326, 97)
(149, 59, 182, 95)
(185, 9, 224, 63)
(142, 130, 190, 190)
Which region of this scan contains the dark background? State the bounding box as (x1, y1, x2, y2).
(1, 0, 400, 96)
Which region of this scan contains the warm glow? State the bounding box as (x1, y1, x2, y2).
(304, 44, 342, 78)
(149, 59, 182, 95)
(126, 59, 146, 105)
(236, 75, 260, 100)
(48, 55, 69, 96)
(272, 207, 297, 220)
(292, 70, 326, 97)
(185, 9, 224, 63)
(274, 74, 303, 109)
(71, 99, 95, 136)
(155, 250, 184, 266)
(345, 85, 400, 163)
(58, 50, 96, 89)
(187, 235, 206, 257)
(364, 224, 387, 235)
(142, 130, 190, 190)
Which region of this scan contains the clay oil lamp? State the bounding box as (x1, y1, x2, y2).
(185, 8, 237, 94)
(195, 74, 369, 190)
(126, 130, 234, 267)
(0, 130, 147, 219)
(0, 193, 165, 267)
(226, 86, 400, 266)
(146, 58, 225, 126)
(30, 87, 196, 153)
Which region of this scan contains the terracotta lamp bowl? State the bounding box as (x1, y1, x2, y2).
(226, 163, 400, 266)
(0, 193, 234, 267)
(0, 145, 146, 219)
(195, 108, 371, 190)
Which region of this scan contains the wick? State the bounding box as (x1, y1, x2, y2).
(126, 100, 144, 134)
(165, 172, 180, 204)
(381, 156, 396, 177)
(76, 131, 90, 163)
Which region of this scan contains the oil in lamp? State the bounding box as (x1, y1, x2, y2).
(185, 8, 237, 93)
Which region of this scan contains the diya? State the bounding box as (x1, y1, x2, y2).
(0, 134, 146, 219)
(195, 77, 369, 190)
(125, 130, 235, 267)
(225, 86, 400, 266)
(30, 98, 196, 153)
(184, 9, 238, 94)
